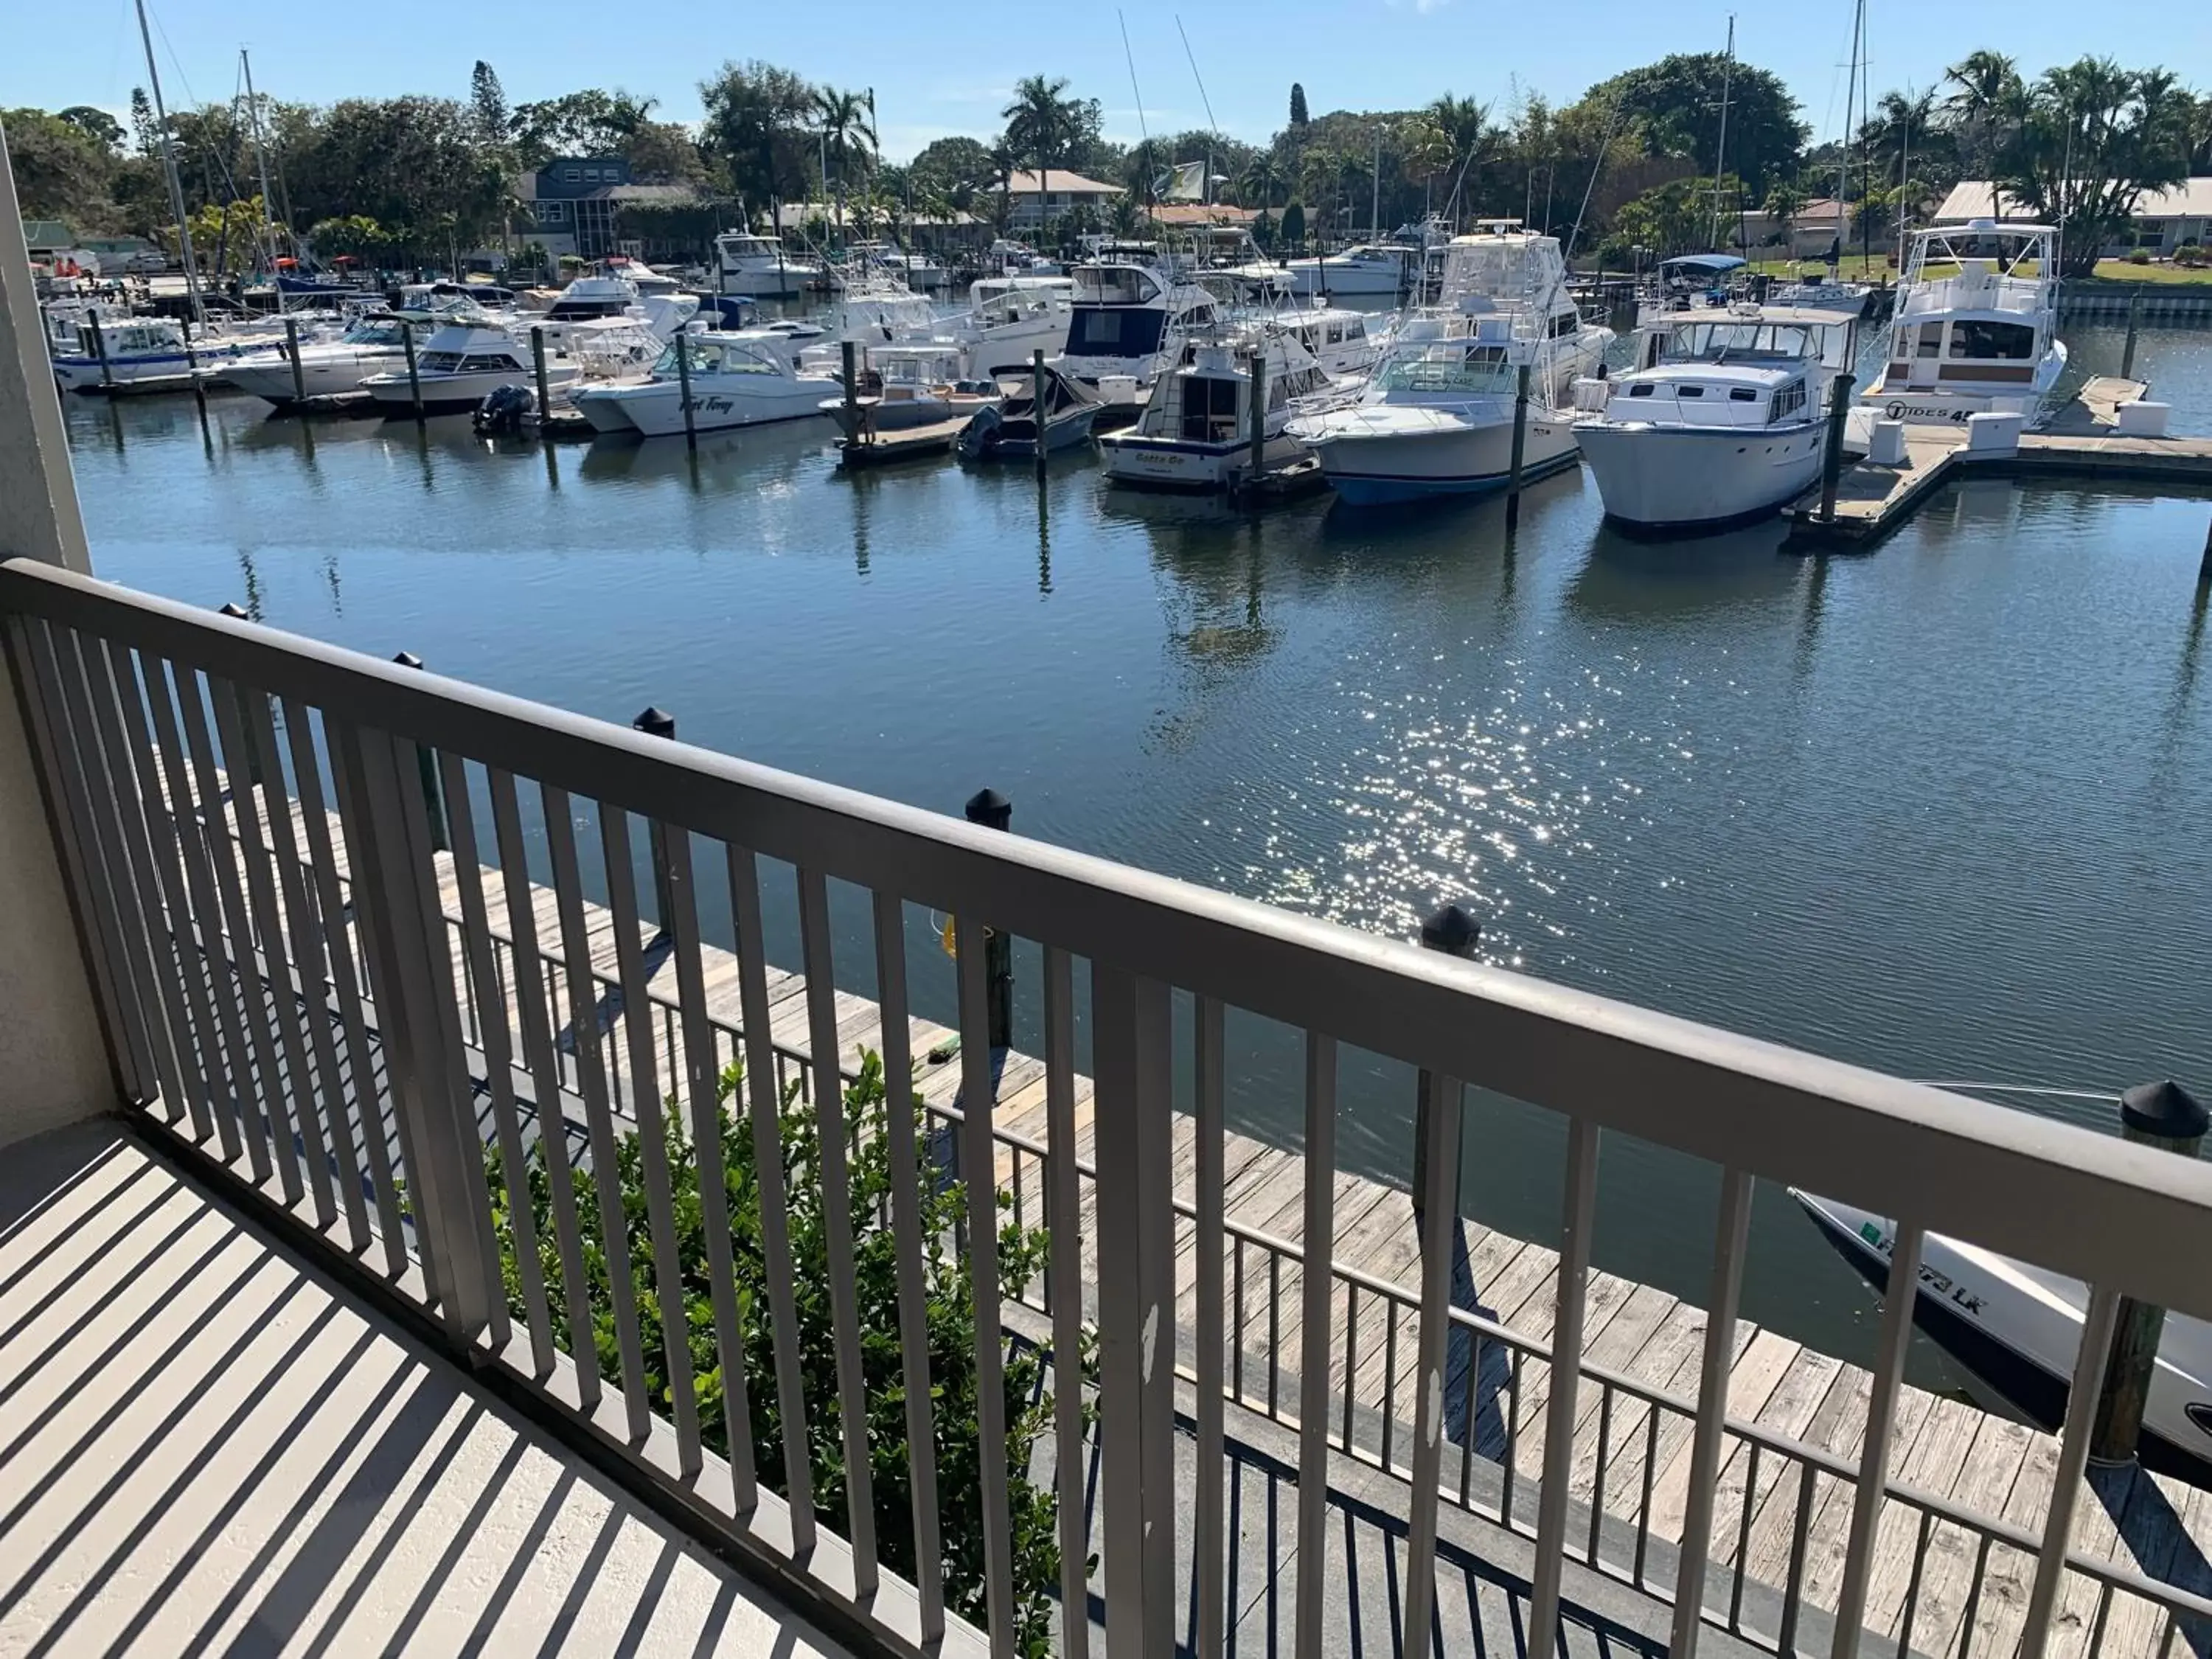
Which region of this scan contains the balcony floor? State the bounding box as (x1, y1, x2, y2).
(0, 1117, 856, 1659)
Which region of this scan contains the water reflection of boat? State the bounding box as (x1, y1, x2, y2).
(574, 418, 831, 484)
(1560, 519, 1801, 622)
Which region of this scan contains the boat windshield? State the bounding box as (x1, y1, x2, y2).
(1376, 342, 1515, 394)
(1664, 319, 1821, 364)
(344, 319, 408, 347)
(1074, 265, 1161, 305)
(655, 339, 780, 376)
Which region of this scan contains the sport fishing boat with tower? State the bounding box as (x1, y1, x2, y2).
(1288, 226, 1612, 506)
(1857, 220, 2067, 434)
(1052, 241, 1221, 420)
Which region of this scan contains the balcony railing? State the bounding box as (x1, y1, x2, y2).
(10, 552, 2212, 1659)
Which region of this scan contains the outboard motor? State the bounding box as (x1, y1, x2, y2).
(956, 403, 1002, 462)
(473, 383, 535, 436)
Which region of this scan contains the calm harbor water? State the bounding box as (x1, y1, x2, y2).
(55, 319, 2212, 1380)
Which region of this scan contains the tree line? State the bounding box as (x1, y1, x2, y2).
(9, 48, 2209, 272)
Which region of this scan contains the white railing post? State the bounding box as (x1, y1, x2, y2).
(1670, 1167, 1756, 1658)
(1091, 963, 1178, 1659)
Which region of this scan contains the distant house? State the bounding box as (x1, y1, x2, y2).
(1933, 179, 2212, 256)
(21, 220, 74, 261)
(521, 156, 717, 262)
(992, 169, 1121, 232)
(1147, 203, 1259, 228)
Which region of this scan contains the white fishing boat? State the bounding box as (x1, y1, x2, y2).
(1795, 1082, 2212, 1487)
(956, 275, 1075, 379)
(1099, 328, 1334, 491)
(569, 330, 837, 437)
(224, 313, 422, 406)
(1054, 242, 1220, 417)
(818, 345, 1003, 439)
(1572, 304, 1859, 530)
(1857, 219, 2067, 433)
(1275, 302, 1387, 380)
(714, 231, 826, 297)
(1282, 243, 1410, 297)
(986, 238, 1060, 277)
(1290, 229, 1613, 506)
(48, 314, 221, 395)
(359, 320, 577, 413)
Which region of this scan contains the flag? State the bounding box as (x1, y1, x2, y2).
(1161, 161, 1207, 202)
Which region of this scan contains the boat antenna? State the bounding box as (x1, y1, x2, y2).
(135, 0, 205, 327)
(1709, 14, 1735, 251)
(1560, 96, 1627, 265)
(241, 49, 279, 274)
(1118, 8, 1153, 215)
(1175, 15, 1222, 207)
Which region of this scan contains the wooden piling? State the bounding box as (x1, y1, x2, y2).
(391, 652, 448, 852)
(1032, 347, 1048, 475)
(180, 313, 206, 412)
(2090, 1082, 2208, 1464)
(1247, 348, 1267, 488)
(1411, 905, 1480, 1222)
(86, 313, 113, 389)
(284, 316, 306, 407)
(1505, 361, 1531, 532)
(675, 332, 697, 451)
(964, 789, 1015, 1048)
(530, 325, 552, 425)
(216, 604, 265, 785)
(400, 320, 425, 423)
(841, 339, 860, 444)
(2122, 287, 2143, 382)
(1818, 371, 1857, 523)
(634, 706, 678, 927)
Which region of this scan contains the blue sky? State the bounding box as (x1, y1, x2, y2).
(7, 0, 2207, 163)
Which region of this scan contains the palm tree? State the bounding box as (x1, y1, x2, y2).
(1237, 153, 1284, 210)
(814, 86, 874, 232)
(1001, 74, 1082, 230)
(1427, 94, 1492, 221)
(1397, 117, 1452, 215)
(1943, 51, 2025, 218)
(1297, 147, 1340, 241)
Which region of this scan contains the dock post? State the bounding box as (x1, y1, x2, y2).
(633, 706, 678, 931)
(1246, 348, 1267, 497)
(2202, 515, 2211, 588)
(400, 320, 425, 423)
(391, 652, 448, 852)
(1504, 361, 1531, 532)
(841, 338, 860, 448)
(216, 603, 265, 786)
(2090, 1081, 2208, 1464)
(1818, 371, 1857, 523)
(179, 312, 206, 414)
(1031, 347, 1048, 478)
(1411, 904, 1480, 1225)
(86, 312, 113, 389)
(675, 332, 697, 451)
(530, 325, 552, 425)
(964, 788, 1015, 1049)
(2122, 287, 2143, 382)
(284, 315, 306, 408)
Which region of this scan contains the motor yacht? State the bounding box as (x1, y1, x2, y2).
(1289, 229, 1613, 505)
(359, 320, 578, 413)
(47, 313, 229, 394)
(1281, 243, 1410, 298)
(225, 312, 422, 406)
(714, 231, 827, 297)
(1099, 327, 1335, 490)
(569, 330, 837, 436)
(1857, 219, 2067, 432)
(1054, 243, 1220, 417)
(1573, 304, 1859, 530)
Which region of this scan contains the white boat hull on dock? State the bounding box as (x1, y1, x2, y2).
(1574, 418, 1829, 529)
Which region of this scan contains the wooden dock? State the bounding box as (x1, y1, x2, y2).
(837, 416, 967, 468)
(217, 773, 2212, 1659)
(1787, 381, 2212, 546)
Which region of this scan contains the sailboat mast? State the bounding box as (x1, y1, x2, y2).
(241, 48, 276, 267)
(135, 0, 205, 325)
(1710, 15, 1734, 251)
(1371, 128, 1382, 240)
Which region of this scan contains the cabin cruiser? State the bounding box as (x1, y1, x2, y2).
(1571, 305, 1858, 531)
(394, 280, 519, 320)
(1857, 220, 2067, 433)
(955, 275, 1074, 378)
(1290, 229, 1613, 505)
(958, 363, 1100, 459)
(47, 313, 232, 394)
(1282, 243, 1410, 298)
(714, 231, 826, 297)
(987, 238, 1061, 277)
(225, 313, 422, 406)
(1186, 226, 1288, 302)
(1099, 327, 1335, 490)
(849, 240, 949, 291)
(569, 330, 837, 436)
(1646, 253, 1751, 312)
(819, 345, 1003, 438)
(359, 319, 580, 412)
(1276, 302, 1387, 380)
(819, 266, 939, 345)
(1054, 243, 1220, 417)
(1795, 1155, 2212, 1489)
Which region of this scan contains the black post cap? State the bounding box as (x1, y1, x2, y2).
(392, 650, 424, 669)
(964, 787, 1012, 831)
(1419, 903, 1483, 959)
(2120, 1080, 2210, 1141)
(218, 602, 249, 619)
(633, 706, 677, 740)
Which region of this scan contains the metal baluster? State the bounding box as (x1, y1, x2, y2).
(1504, 1348, 1524, 1522)
(439, 750, 554, 1374)
(1270, 1253, 1282, 1416)
(487, 768, 599, 1402)
(796, 867, 877, 1589)
(1193, 992, 1226, 1659)
(1234, 1238, 1248, 1400)
(2022, 1285, 2125, 1659)
(209, 677, 323, 1213)
(1672, 1167, 1756, 1658)
(1778, 1462, 1820, 1657)
(1046, 947, 1091, 1659)
(1460, 1327, 1482, 1505)
(1293, 1032, 1338, 1659)
(956, 909, 1015, 1657)
(1343, 1281, 1361, 1450)
(1957, 1529, 1993, 1659)
(1895, 1509, 1935, 1659)
(1635, 1405, 1660, 1585)
(1588, 1385, 1614, 1564)
(878, 894, 944, 1642)
(2086, 1582, 2116, 1659)
(1831, 1219, 1927, 1659)
(1528, 1116, 1601, 1659)
(5, 616, 152, 1110)
(726, 844, 815, 1543)
(542, 786, 650, 1439)
(1731, 1441, 1762, 1630)
(1382, 1297, 1401, 1472)
(285, 703, 407, 1270)
(1091, 965, 1177, 1659)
